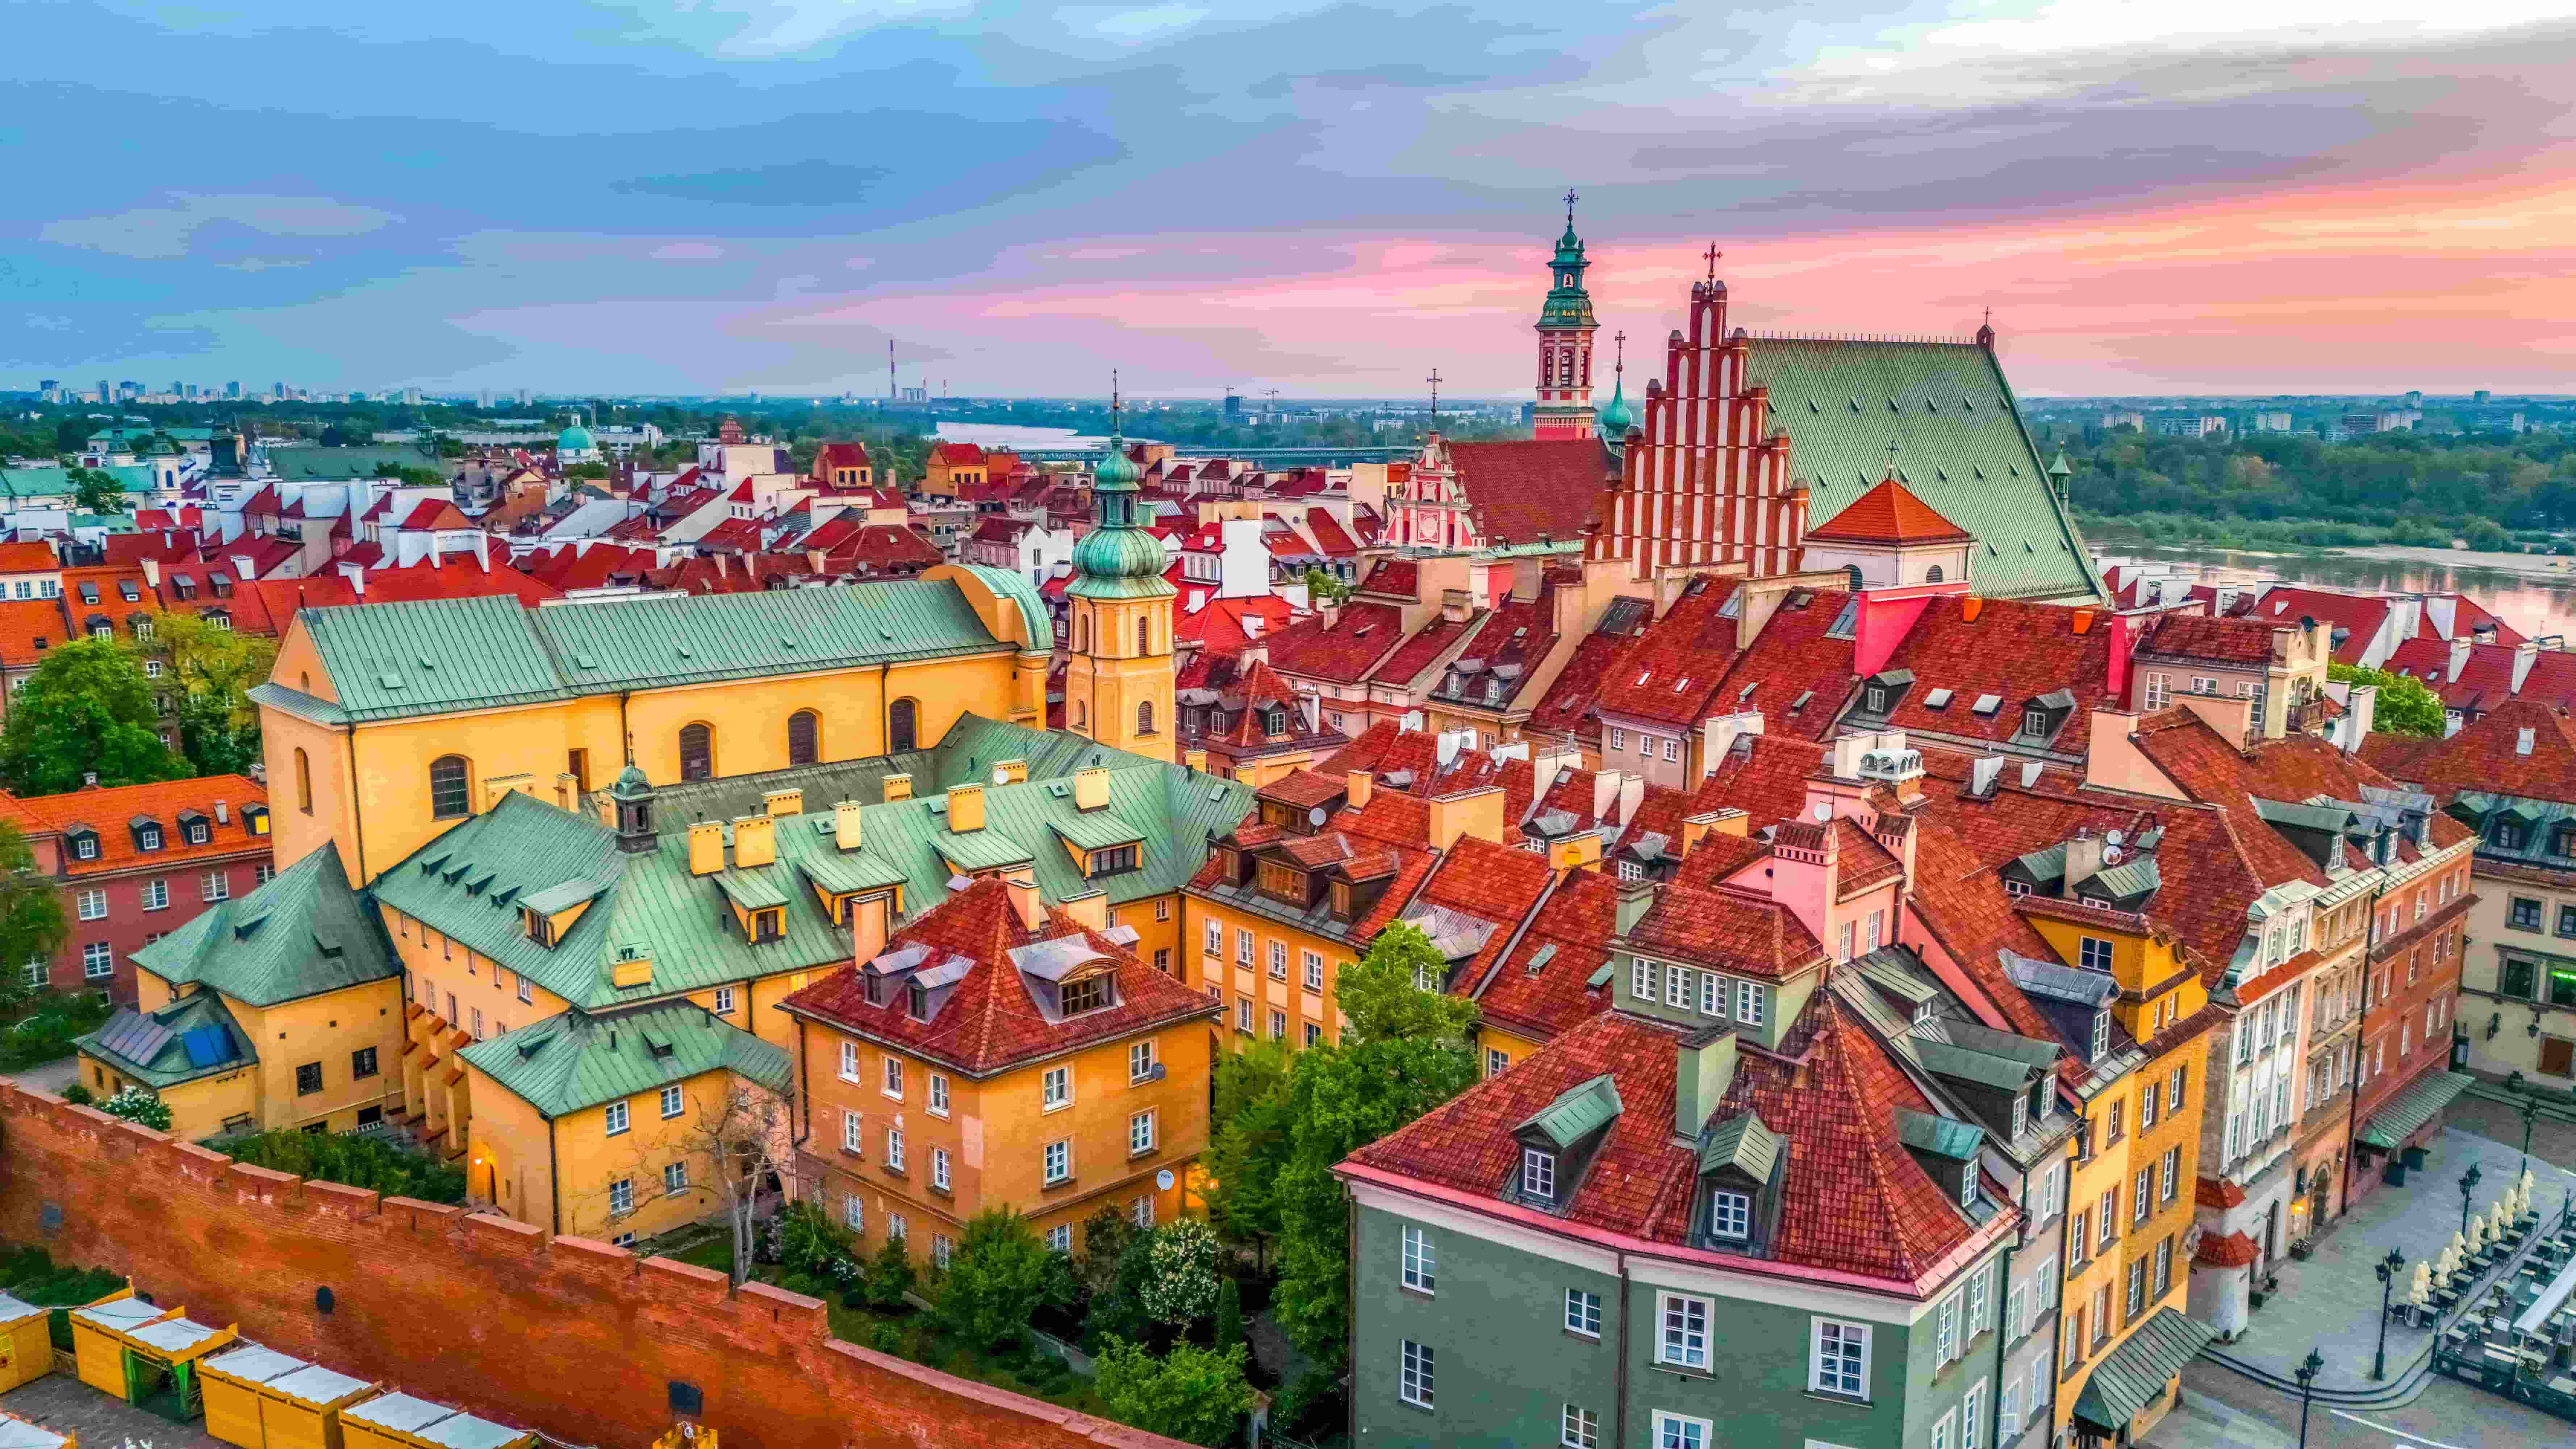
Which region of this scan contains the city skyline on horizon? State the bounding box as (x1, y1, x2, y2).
(10, 3, 2574, 399)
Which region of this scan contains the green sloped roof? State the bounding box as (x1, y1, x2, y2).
(456, 999, 788, 1119)
(1746, 338, 2101, 602)
(298, 595, 568, 722)
(531, 582, 1010, 694)
(934, 824, 1036, 872)
(1048, 810, 1145, 852)
(715, 869, 789, 911)
(0, 467, 80, 499)
(1515, 1073, 1622, 1151)
(2356, 1070, 2474, 1150)
(372, 740, 1253, 1012)
(1917, 1039, 2037, 1092)
(2070, 1307, 2213, 1431)
(266, 443, 444, 482)
(1897, 1109, 1986, 1161)
(1698, 1109, 1780, 1182)
(134, 842, 398, 1006)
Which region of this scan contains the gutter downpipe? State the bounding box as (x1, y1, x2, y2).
(1990, 1156, 2028, 1448)
(1613, 1250, 1630, 1449)
(343, 722, 368, 884)
(547, 1111, 562, 1237)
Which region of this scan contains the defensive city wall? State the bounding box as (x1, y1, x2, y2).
(0, 1082, 1181, 1449)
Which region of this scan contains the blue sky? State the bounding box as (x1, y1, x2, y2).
(11, 1, 2574, 397)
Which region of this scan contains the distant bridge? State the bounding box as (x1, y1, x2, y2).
(1006, 443, 1419, 466)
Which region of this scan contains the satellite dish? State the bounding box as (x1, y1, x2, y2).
(1156, 1169, 1176, 1193)
(992, 768, 1009, 786)
(2106, 829, 2125, 847)
(1309, 806, 1328, 826)
(2103, 845, 2124, 865)
(1813, 802, 1831, 822)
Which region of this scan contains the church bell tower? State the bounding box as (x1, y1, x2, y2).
(1064, 382, 1177, 763)
(1532, 189, 1600, 441)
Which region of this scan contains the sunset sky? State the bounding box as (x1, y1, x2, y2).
(12, 2, 2574, 398)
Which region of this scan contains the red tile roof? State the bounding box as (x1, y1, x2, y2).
(1867, 597, 2114, 749)
(1264, 602, 1403, 684)
(1625, 881, 1828, 981)
(1468, 868, 1618, 1043)
(1303, 509, 1360, 558)
(0, 598, 64, 667)
(397, 500, 473, 530)
(357, 559, 563, 606)
(1444, 439, 1606, 547)
(2246, 587, 2390, 664)
(2360, 698, 2576, 807)
(1804, 477, 1971, 546)
(3, 774, 268, 877)
(778, 877, 1215, 1076)
(1410, 835, 1555, 985)
(928, 442, 988, 467)
(2132, 611, 2277, 668)
(809, 441, 872, 476)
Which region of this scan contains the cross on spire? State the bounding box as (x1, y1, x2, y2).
(1884, 440, 1901, 480)
(1704, 243, 1722, 282)
(1613, 330, 1626, 376)
(1563, 188, 1579, 228)
(1426, 368, 1443, 424)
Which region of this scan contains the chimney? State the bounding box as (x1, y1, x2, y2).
(834, 799, 864, 851)
(763, 788, 803, 818)
(2449, 635, 2472, 681)
(1345, 769, 1373, 810)
(2063, 829, 2105, 892)
(1059, 889, 1108, 932)
(1680, 807, 1748, 859)
(141, 558, 160, 589)
(1614, 878, 1657, 936)
(1593, 769, 1624, 823)
(1005, 872, 1044, 930)
(2105, 611, 2133, 703)
(1697, 711, 1764, 786)
(2514, 642, 2539, 694)
(946, 783, 986, 833)
(1617, 773, 1645, 827)
(1427, 786, 1506, 851)
(1057, 765, 1110, 815)
(849, 891, 889, 966)
(2019, 761, 2043, 789)
(732, 814, 776, 868)
(882, 772, 914, 801)
(688, 820, 725, 876)
(213, 799, 229, 824)
(1673, 1030, 1739, 1139)
(1183, 748, 1209, 773)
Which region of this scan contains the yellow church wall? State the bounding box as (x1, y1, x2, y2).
(460, 1060, 555, 1230)
(236, 982, 409, 1133)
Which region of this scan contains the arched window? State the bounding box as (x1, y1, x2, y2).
(679, 723, 714, 781)
(1137, 700, 1156, 736)
(294, 748, 313, 815)
(1926, 565, 1944, 584)
(1136, 615, 1151, 657)
(1844, 565, 1864, 594)
(1072, 700, 1088, 731)
(888, 698, 918, 753)
(788, 710, 819, 767)
(1076, 611, 1088, 653)
(429, 755, 470, 819)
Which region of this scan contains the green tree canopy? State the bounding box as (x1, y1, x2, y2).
(1093, 1339, 1254, 1447)
(0, 639, 186, 796)
(931, 1208, 1053, 1352)
(0, 820, 67, 1010)
(67, 466, 124, 514)
(151, 611, 277, 777)
(370, 462, 446, 488)
(1205, 1038, 1298, 1256)
(2330, 663, 2448, 739)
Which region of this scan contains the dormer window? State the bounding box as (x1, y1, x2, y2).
(1089, 844, 1141, 878)
(906, 979, 929, 1019)
(1959, 1169, 1979, 1209)
(525, 910, 556, 948)
(1258, 860, 1304, 902)
(1865, 685, 1886, 713)
(138, 826, 162, 851)
(2496, 822, 2529, 850)
(1520, 1147, 1557, 1201)
(2009, 1093, 2028, 1139)
(1708, 1189, 1750, 1239)
(2021, 706, 2049, 736)
(70, 832, 97, 861)
(184, 820, 209, 845)
(1062, 973, 1111, 1016)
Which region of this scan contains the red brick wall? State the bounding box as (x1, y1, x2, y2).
(0, 1085, 1179, 1449)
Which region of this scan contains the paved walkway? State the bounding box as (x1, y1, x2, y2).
(2220, 1125, 2576, 1392)
(1, 1371, 224, 1446)
(5, 1056, 78, 1095)
(2144, 1389, 2296, 1449)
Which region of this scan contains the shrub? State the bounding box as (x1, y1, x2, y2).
(868, 1321, 903, 1354)
(1140, 1219, 1221, 1327)
(1211, 1276, 1243, 1356)
(773, 1199, 852, 1277)
(933, 1209, 1053, 1353)
(60, 1083, 93, 1106)
(1094, 1338, 1255, 1447)
(220, 1129, 466, 1203)
(99, 1086, 172, 1131)
(865, 1234, 915, 1310)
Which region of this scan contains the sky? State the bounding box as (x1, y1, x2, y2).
(9, 1, 2575, 399)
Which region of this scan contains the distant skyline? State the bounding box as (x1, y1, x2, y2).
(11, 3, 2574, 399)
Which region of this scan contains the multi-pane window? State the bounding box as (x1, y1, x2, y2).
(1399, 1340, 1433, 1407)
(1631, 959, 1657, 1000)
(1130, 1041, 1156, 1083)
(931, 1235, 953, 1271)
(1658, 1294, 1710, 1369)
(1936, 1293, 1961, 1362)
(883, 1057, 905, 1098)
(604, 1101, 630, 1135)
(1236, 927, 1254, 964)
(1486, 1048, 1509, 1078)
(843, 1194, 864, 1233)
(1521, 1147, 1557, 1200)
(1270, 1009, 1287, 1040)
(1130, 1110, 1156, 1154)
(1665, 966, 1691, 1008)
(2004, 1284, 2027, 1342)
(2098, 1192, 2116, 1250)
(931, 1148, 951, 1192)
(295, 1061, 323, 1094)
(885, 1127, 905, 1172)
(1654, 1415, 1708, 1449)
(840, 1041, 860, 1080)
(1736, 981, 1764, 1026)
(663, 1162, 688, 1195)
(1963, 1383, 1985, 1449)
(75, 889, 105, 921)
(1698, 973, 1723, 1016)
(608, 1178, 634, 1215)
(2000, 1381, 2022, 1439)
(1043, 1139, 1069, 1184)
(2134, 1168, 2152, 1224)
(1560, 1404, 1600, 1449)
(929, 1073, 949, 1115)
(842, 1111, 862, 1153)
(2155, 1235, 2175, 1292)
(1045, 1223, 1071, 1253)
(1303, 951, 1324, 990)
(1043, 1065, 1071, 1109)
(1564, 1288, 1601, 1337)
(660, 1084, 683, 1119)
(2126, 1260, 2147, 1320)
(1811, 1318, 1869, 1396)
(1709, 1189, 1750, 1239)
(1400, 1224, 1435, 1292)
(1970, 1265, 1992, 1335)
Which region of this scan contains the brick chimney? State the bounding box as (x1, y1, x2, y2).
(1005, 873, 1044, 930)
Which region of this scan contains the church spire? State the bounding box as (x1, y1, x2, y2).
(1532, 188, 1601, 442)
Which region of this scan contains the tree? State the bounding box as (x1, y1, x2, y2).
(149, 613, 277, 777)
(866, 1232, 917, 1310)
(1302, 567, 1350, 604)
(1205, 1039, 1298, 1265)
(0, 821, 66, 1013)
(1211, 1276, 1243, 1358)
(564, 461, 612, 482)
(1271, 923, 1481, 1371)
(370, 462, 445, 488)
(1075, 1203, 1142, 1300)
(100, 1086, 173, 1131)
(1139, 1219, 1221, 1327)
(932, 1208, 1053, 1352)
(0, 639, 186, 796)
(2330, 663, 2447, 739)
(67, 467, 124, 514)
(651, 1077, 797, 1288)
(1093, 1339, 1254, 1447)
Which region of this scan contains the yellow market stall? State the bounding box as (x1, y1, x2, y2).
(259, 1362, 378, 1449)
(0, 1410, 73, 1449)
(339, 1394, 534, 1449)
(201, 1344, 308, 1447)
(0, 1292, 52, 1393)
(66, 1291, 168, 1397)
(119, 1315, 240, 1424)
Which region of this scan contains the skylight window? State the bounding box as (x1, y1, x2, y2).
(1924, 688, 1954, 710)
(1971, 694, 2002, 717)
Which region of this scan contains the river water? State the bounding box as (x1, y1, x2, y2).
(2089, 535, 2576, 644)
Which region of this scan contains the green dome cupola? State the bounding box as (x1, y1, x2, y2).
(1070, 380, 1171, 598)
(1596, 330, 1636, 440)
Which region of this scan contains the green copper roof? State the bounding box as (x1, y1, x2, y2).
(133, 842, 398, 1006)
(372, 721, 1252, 1013)
(1747, 338, 2102, 603)
(1698, 1110, 1781, 1182)
(2355, 1070, 2473, 1150)
(1596, 371, 1636, 439)
(78, 991, 256, 1091)
(2069, 1308, 2213, 1432)
(1896, 1109, 1986, 1161)
(291, 581, 1034, 723)
(266, 443, 444, 483)
(1069, 526, 1171, 591)
(1516, 1073, 1622, 1151)
(457, 998, 788, 1119)
(1093, 430, 1140, 488)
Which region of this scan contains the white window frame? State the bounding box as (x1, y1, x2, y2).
(1042, 1064, 1072, 1110)
(842, 1110, 862, 1154)
(1399, 1340, 1434, 1408)
(1736, 980, 1764, 1026)
(1522, 1146, 1557, 1200)
(1561, 1403, 1600, 1449)
(712, 985, 735, 1014)
(1656, 1292, 1711, 1370)
(928, 1072, 949, 1116)
(931, 1147, 951, 1192)
(608, 1178, 634, 1215)
(663, 1161, 688, 1195)
(1129, 1041, 1155, 1083)
(1043, 1138, 1070, 1185)
(1400, 1224, 1435, 1293)
(603, 1100, 630, 1136)
(1130, 1108, 1156, 1155)
(1653, 1413, 1709, 1449)
(1811, 1317, 1870, 1397)
(882, 1056, 905, 1099)
(885, 1126, 905, 1172)
(1564, 1287, 1601, 1337)
(839, 1041, 860, 1081)
(1709, 1189, 1750, 1239)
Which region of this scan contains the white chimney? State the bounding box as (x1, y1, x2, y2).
(1970, 756, 2005, 797)
(214, 800, 229, 823)
(2019, 761, 2043, 789)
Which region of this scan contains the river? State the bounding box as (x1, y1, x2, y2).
(2089, 534, 2576, 644)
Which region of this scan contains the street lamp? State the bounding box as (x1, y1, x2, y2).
(2295, 1347, 2326, 1449)
(2372, 1248, 2406, 1381)
(2516, 1095, 2540, 1173)
(2460, 1162, 2483, 1237)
